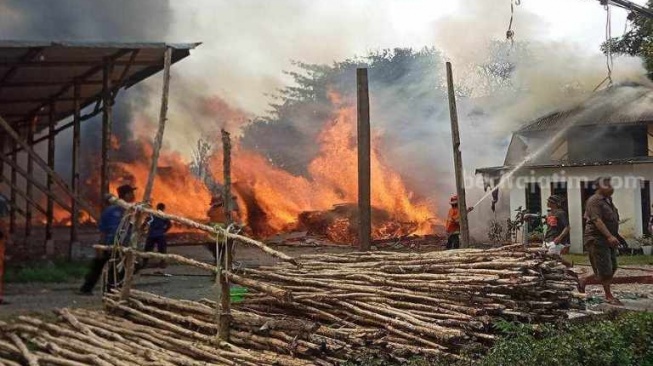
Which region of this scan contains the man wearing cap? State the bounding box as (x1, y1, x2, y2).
(579, 177, 622, 305)
(79, 184, 136, 295)
(543, 195, 572, 267)
(445, 194, 474, 250)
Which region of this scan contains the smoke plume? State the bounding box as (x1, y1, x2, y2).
(1, 0, 650, 241)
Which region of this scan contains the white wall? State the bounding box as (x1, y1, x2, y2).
(508, 164, 652, 254)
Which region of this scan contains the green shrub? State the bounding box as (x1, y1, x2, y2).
(345, 312, 653, 366)
(481, 312, 653, 366)
(5, 260, 87, 283)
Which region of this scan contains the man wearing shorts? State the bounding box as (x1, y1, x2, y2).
(579, 177, 622, 306)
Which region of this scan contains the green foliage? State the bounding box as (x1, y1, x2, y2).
(345, 313, 653, 366)
(483, 312, 653, 366)
(603, 1, 653, 79)
(4, 260, 87, 283)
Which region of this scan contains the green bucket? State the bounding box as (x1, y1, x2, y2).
(230, 286, 248, 303)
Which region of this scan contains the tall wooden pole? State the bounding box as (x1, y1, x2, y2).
(70, 81, 81, 258)
(46, 103, 56, 243)
(121, 47, 172, 301)
(25, 120, 34, 238)
(142, 47, 172, 203)
(217, 128, 232, 340)
(446, 62, 470, 248)
(356, 68, 371, 251)
(101, 58, 113, 209)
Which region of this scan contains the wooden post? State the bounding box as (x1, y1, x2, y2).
(217, 128, 232, 341)
(25, 120, 34, 238)
(142, 47, 172, 202)
(46, 104, 56, 243)
(70, 81, 81, 258)
(446, 62, 470, 248)
(121, 47, 172, 301)
(0, 115, 98, 221)
(356, 68, 371, 252)
(101, 58, 113, 209)
(9, 139, 16, 234)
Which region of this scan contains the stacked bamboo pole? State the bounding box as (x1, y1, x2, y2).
(0, 307, 319, 366)
(87, 244, 581, 362)
(230, 245, 582, 358)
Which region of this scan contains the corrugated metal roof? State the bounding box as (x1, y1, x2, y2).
(517, 82, 653, 133)
(0, 41, 200, 135)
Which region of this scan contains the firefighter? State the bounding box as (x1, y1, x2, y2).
(445, 194, 474, 250)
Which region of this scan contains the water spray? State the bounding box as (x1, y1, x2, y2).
(472, 120, 578, 209)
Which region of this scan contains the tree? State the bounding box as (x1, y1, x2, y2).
(603, 2, 653, 79)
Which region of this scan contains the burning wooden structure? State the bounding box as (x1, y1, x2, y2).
(0, 41, 199, 258)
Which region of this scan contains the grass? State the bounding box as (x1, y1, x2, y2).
(4, 260, 88, 283)
(563, 253, 653, 266)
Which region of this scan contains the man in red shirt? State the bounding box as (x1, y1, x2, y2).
(445, 194, 474, 249)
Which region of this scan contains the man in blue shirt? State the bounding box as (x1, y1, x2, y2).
(79, 184, 136, 295)
(141, 203, 172, 270)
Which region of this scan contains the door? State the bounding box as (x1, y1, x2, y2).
(642, 181, 651, 236)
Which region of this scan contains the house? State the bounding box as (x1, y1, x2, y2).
(476, 82, 653, 253)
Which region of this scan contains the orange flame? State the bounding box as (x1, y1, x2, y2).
(42, 94, 438, 244)
(210, 93, 437, 241)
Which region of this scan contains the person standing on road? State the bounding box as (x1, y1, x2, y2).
(141, 203, 172, 270)
(445, 194, 474, 250)
(79, 184, 136, 295)
(579, 177, 622, 306)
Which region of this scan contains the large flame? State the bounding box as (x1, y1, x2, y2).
(44, 94, 438, 243)
(210, 93, 437, 241)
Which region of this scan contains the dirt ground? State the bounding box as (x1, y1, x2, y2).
(2, 244, 652, 319)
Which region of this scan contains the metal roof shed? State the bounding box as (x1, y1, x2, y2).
(0, 41, 199, 248)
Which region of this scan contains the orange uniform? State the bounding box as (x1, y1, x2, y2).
(445, 207, 461, 234)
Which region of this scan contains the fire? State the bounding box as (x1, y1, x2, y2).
(37, 94, 438, 244)
(109, 145, 212, 224)
(210, 93, 438, 242)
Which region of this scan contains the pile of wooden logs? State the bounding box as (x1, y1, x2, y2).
(234, 245, 582, 359)
(0, 246, 583, 365)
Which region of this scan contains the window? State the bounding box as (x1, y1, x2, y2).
(525, 183, 542, 215)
